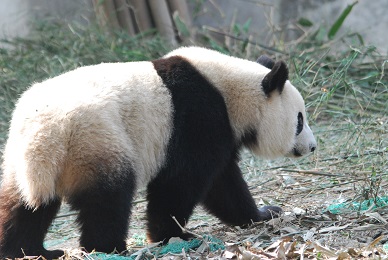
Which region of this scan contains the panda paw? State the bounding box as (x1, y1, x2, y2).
(257, 205, 283, 220)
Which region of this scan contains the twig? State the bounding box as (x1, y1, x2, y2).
(133, 198, 147, 204)
(279, 169, 344, 177)
(171, 215, 202, 238)
(204, 26, 286, 54)
(55, 212, 78, 219)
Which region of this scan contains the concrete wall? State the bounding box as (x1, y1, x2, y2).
(278, 0, 388, 52)
(190, 0, 388, 54)
(0, 0, 387, 54)
(189, 0, 277, 43)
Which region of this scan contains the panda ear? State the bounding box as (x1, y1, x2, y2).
(257, 55, 275, 69)
(261, 61, 288, 97)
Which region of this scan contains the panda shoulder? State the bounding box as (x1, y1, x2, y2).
(164, 46, 228, 61)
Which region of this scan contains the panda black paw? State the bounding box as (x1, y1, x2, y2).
(257, 205, 283, 220)
(42, 249, 65, 260)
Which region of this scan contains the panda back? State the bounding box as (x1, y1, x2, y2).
(3, 61, 173, 206)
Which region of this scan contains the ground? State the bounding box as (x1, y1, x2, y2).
(44, 120, 388, 259)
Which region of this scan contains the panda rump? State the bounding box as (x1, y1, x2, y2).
(0, 47, 296, 258)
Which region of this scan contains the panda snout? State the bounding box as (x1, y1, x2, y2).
(292, 147, 302, 157)
(291, 142, 316, 157)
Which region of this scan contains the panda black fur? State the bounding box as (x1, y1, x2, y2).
(0, 47, 316, 259)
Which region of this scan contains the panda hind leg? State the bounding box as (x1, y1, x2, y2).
(0, 180, 62, 259)
(68, 163, 136, 254)
(202, 158, 282, 226)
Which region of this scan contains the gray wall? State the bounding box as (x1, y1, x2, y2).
(190, 0, 388, 54)
(0, 0, 93, 46)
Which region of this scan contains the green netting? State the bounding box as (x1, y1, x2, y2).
(158, 235, 224, 255)
(130, 233, 147, 247)
(90, 253, 129, 260)
(88, 234, 224, 259)
(383, 243, 388, 254)
(326, 196, 388, 214)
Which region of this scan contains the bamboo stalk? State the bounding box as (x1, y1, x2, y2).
(148, 0, 177, 46)
(114, 0, 136, 35)
(129, 0, 153, 32)
(92, 0, 120, 32)
(167, 0, 192, 27)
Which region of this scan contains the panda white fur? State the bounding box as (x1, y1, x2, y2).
(0, 47, 316, 259)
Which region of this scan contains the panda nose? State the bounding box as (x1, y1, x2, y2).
(310, 145, 316, 152)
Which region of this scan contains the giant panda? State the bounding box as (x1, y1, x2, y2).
(0, 46, 316, 259)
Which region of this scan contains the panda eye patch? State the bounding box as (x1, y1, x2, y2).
(296, 112, 303, 135)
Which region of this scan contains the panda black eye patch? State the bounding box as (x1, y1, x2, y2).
(296, 112, 303, 135)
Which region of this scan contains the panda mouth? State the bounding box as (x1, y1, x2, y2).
(292, 148, 303, 157)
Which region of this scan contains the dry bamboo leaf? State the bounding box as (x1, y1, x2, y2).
(364, 212, 388, 224)
(276, 241, 287, 260)
(281, 226, 299, 234)
(266, 217, 282, 227)
(310, 241, 337, 258)
(293, 207, 306, 215)
(351, 224, 385, 231)
(302, 228, 316, 241)
(196, 240, 208, 254)
(361, 249, 374, 258)
(337, 251, 351, 260)
(225, 244, 241, 255)
(347, 248, 360, 257)
(223, 250, 237, 259)
(264, 240, 281, 252)
(295, 243, 307, 260)
(286, 241, 300, 258)
(241, 249, 262, 260)
(318, 223, 351, 233)
(368, 235, 384, 248)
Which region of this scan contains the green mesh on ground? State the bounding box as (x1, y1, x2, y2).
(158, 235, 224, 255)
(158, 238, 202, 255)
(131, 233, 147, 246)
(88, 234, 225, 259)
(327, 196, 388, 214)
(90, 253, 129, 260)
(383, 243, 388, 254)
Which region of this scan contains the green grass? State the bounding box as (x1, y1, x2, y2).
(291, 45, 387, 121)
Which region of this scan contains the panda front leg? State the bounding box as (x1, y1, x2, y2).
(146, 176, 199, 243)
(202, 157, 282, 226)
(68, 169, 136, 254)
(0, 179, 63, 260)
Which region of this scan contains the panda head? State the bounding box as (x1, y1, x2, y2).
(251, 55, 317, 158)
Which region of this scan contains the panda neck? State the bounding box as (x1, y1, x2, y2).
(191, 58, 267, 141)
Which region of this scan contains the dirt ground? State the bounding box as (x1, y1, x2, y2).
(45, 177, 388, 259)
(45, 147, 388, 259)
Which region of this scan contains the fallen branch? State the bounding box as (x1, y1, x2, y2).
(279, 169, 344, 177)
(171, 215, 202, 239)
(204, 26, 286, 55)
